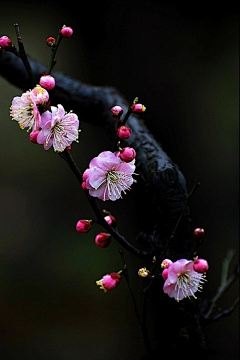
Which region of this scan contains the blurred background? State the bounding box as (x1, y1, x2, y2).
(0, 1, 239, 359)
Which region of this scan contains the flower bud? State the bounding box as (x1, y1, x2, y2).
(39, 75, 56, 90)
(76, 219, 92, 233)
(0, 36, 12, 48)
(117, 126, 131, 140)
(111, 105, 123, 116)
(161, 259, 173, 269)
(104, 215, 117, 226)
(138, 267, 150, 278)
(95, 232, 111, 248)
(193, 258, 209, 273)
(193, 228, 205, 239)
(131, 103, 146, 113)
(46, 37, 56, 47)
(29, 130, 40, 144)
(96, 272, 121, 292)
(162, 268, 169, 280)
(66, 145, 72, 152)
(60, 25, 73, 37)
(119, 147, 136, 162)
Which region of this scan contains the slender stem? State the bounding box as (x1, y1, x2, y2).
(119, 250, 153, 358)
(14, 23, 36, 87)
(47, 31, 63, 75)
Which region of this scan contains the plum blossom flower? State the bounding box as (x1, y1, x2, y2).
(96, 272, 121, 292)
(163, 259, 207, 302)
(37, 104, 79, 152)
(10, 90, 41, 131)
(83, 150, 136, 201)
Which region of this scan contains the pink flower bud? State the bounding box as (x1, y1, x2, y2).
(104, 215, 117, 226)
(131, 103, 146, 113)
(161, 259, 173, 269)
(117, 126, 131, 140)
(193, 228, 205, 239)
(76, 219, 92, 233)
(96, 272, 121, 292)
(138, 267, 150, 278)
(0, 36, 12, 48)
(95, 232, 111, 248)
(29, 130, 40, 144)
(162, 268, 169, 280)
(81, 181, 87, 190)
(39, 75, 56, 90)
(111, 105, 123, 117)
(193, 258, 209, 273)
(119, 147, 136, 162)
(60, 25, 73, 37)
(46, 37, 56, 47)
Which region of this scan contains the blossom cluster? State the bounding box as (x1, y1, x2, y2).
(4, 24, 210, 302)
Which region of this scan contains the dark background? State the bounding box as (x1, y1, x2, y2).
(0, 1, 239, 359)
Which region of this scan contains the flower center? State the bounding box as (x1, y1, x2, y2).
(175, 270, 206, 302)
(104, 169, 134, 200)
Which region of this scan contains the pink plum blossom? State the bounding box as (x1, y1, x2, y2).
(163, 259, 207, 302)
(83, 150, 136, 201)
(37, 104, 79, 152)
(10, 91, 41, 131)
(96, 272, 121, 292)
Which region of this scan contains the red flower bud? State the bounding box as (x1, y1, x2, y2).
(119, 147, 136, 162)
(76, 220, 92, 233)
(117, 126, 131, 140)
(95, 232, 111, 248)
(46, 37, 56, 47)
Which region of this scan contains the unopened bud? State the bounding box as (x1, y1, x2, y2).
(39, 75, 56, 90)
(193, 228, 205, 240)
(95, 233, 111, 248)
(119, 147, 136, 162)
(131, 103, 146, 113)
(104, 215, 117, 226)
(60, 25, 73, 37)
(193, 258, 209, 273)
(29, 130, 40, 144)
(117, 126, 131, 140)
(46, 37, 56, 47)
(76, 219, 92, 233)
(0, 36, 12, 48)
(162, 268, 169, 280)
